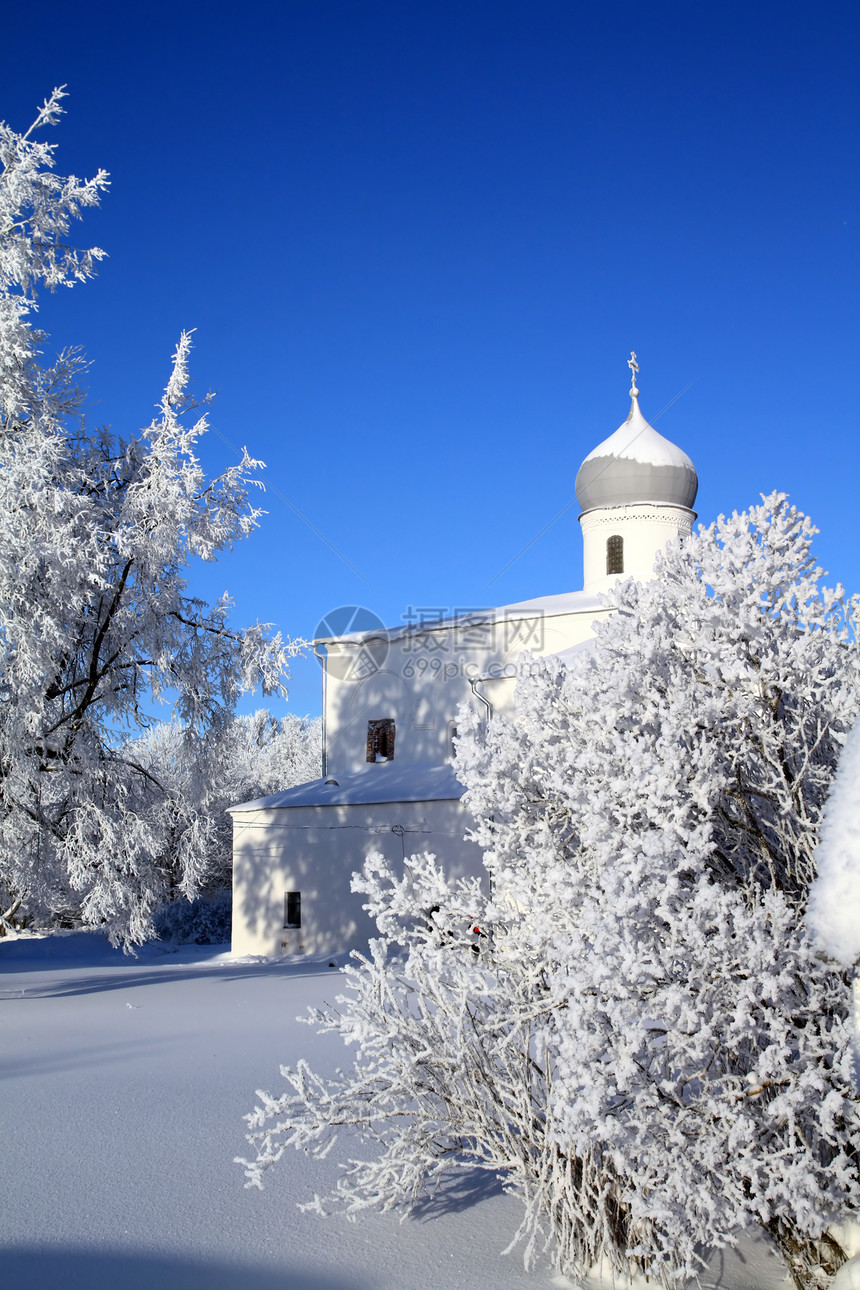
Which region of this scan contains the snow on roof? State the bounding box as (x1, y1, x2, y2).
(498, 589, 605, 616)
(581, 396, 694, 470)
(228, 761, 466, 813)
(550, 637, 596, 668)
(315, 590, 606, 647)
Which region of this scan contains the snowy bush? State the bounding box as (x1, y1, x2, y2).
(241, 495, 860, 1289)
(0, 91, 300, 946)
(153, 890, 233, 945)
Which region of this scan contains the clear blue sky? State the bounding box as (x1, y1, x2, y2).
(6, 0, 859, 717)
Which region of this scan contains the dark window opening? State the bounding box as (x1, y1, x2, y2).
(606, 534, 624, 575)
(367, 718, 396, 762)
(284, 891, 301, 928)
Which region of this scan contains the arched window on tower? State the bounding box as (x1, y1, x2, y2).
(606, 534, 624, 575)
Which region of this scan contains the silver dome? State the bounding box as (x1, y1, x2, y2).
(575, 396, 698, 513)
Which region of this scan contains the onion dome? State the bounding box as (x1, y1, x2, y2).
(575, 355, 698, 513)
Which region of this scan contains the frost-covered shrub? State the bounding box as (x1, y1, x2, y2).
(241, 495, 860, 1290)
(153, 890, 233, 945)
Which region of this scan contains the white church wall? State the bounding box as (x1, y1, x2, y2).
(230, 797, 483, 957)
(321, 601, 610, 776)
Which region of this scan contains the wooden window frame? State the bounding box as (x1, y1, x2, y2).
(366, 718, 396, 763)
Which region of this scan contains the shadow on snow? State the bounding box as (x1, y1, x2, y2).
(0, 1246, 371, 1290)
(410, 1165, 506, 1220)
(0, 931, 348, 998)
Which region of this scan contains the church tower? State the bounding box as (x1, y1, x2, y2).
(575, 354, 698, 594)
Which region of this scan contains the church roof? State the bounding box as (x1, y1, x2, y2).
(315, 590, 606, 649)
(575, 375, 698, 513)
(228, 761, 466, 812)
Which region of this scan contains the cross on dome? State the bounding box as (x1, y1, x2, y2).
(627, 350, 640, 398)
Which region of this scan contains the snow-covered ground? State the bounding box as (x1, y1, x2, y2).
(0, 933, 791, 1289)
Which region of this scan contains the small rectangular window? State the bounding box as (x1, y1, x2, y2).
(366, 718, 396, 762)
(284, 892, 301, 928)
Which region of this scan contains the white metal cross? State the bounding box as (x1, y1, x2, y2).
(627, 350, 640, 396)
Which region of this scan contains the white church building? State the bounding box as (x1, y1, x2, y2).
(228, 358, 699, 956)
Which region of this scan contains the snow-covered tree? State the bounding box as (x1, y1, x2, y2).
(241, 495, 860, 1289)
(229, 709, 323, 802)
(0, 90, 299, 944)
(127, 711, 322, 896)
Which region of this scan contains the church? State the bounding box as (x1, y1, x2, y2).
(228, 357, 699, 956)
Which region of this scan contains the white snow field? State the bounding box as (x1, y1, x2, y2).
(0, 933, 793, 1289)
